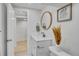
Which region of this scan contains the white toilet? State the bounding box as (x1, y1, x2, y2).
(49, 46, 71, 56)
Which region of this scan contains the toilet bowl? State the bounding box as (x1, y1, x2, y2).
(49, 46, 71, 56)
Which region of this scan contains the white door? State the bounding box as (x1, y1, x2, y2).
(7, 3, 16, 56)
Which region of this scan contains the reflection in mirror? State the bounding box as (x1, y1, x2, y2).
(41, 11, 52, 30)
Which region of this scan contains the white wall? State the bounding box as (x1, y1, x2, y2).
(41, 6, 58, 45)
(42, 3, 79, 56)
(0, 3, 7, 56)
(0, 3, 3, 56)
(28, 9, 41, 34)
(15, 8, 29, 41)
(27, 9, 41, 55)
(16, 20, 27, 41)
(61, 3, 79, 56)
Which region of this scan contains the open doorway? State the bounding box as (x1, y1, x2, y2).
(13, 7, 28, 56)
(14, 18, 27, 56)
(7, 3, 28, 56)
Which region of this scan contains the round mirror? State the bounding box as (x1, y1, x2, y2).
(41, 11, 52, 30)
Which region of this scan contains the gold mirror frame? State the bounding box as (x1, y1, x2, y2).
(41, 11, 52, 30)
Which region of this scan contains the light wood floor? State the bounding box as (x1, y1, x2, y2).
(14, 40, 27, 56)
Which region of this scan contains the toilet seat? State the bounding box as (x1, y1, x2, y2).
(49, 46, 71, 56)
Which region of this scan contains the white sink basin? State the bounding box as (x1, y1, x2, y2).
(31, 33, 52, 41)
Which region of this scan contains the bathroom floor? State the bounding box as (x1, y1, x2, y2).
(14, 40, 27, 56)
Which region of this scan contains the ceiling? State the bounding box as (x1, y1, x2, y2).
(12, 3, 68, 10)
